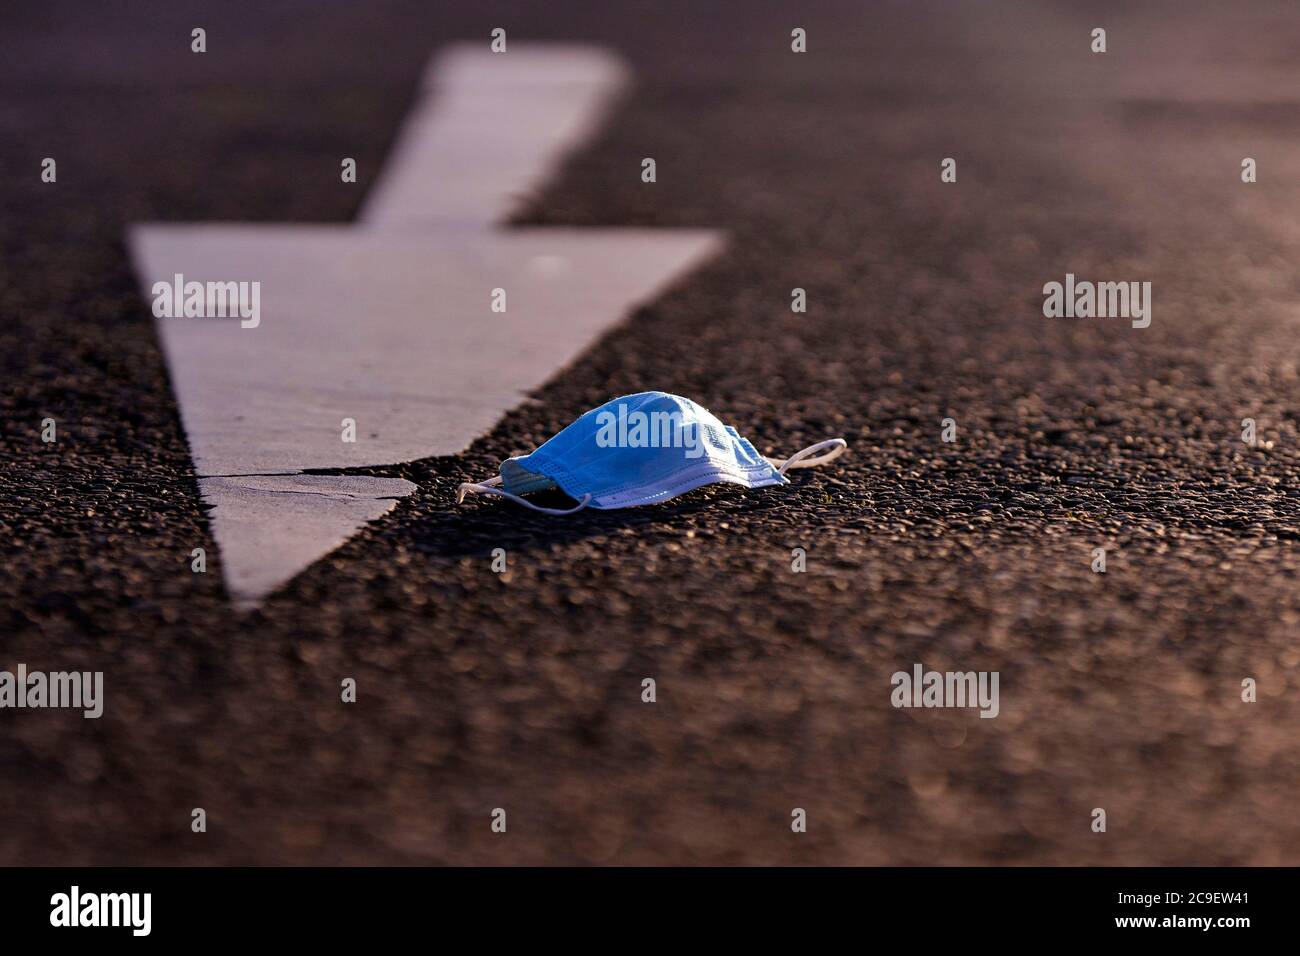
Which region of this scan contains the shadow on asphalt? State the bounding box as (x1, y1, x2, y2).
(398, 480, 794, 560)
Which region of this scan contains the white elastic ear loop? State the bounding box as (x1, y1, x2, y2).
(456, 475, 592, 515)
(766, 438, 848, 476)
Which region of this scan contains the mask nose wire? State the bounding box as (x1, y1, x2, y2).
(456, 475, 593, 515)
(766, 438, 848, 476)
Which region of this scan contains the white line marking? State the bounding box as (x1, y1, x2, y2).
(127, 44, 724, 606)
(200, 475, 416, 610)
(131, 227, 720, 476)
(361, 45, 630, 227)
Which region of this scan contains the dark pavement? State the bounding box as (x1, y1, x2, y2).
(2, 0, 1300, 864)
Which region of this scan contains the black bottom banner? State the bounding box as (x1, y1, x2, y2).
(0, 866, 1280, 942)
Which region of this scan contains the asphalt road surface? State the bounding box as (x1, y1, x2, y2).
(3, 0, 1300, 864)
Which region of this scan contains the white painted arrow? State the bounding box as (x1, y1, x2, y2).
(128, 44, 723, 607)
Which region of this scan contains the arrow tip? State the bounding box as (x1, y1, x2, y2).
(199, 474, 417, 607)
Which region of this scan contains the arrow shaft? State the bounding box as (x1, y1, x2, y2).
(360, 45, 629, 229)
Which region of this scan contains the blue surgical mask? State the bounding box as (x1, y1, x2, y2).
(456, 391, 846, 514)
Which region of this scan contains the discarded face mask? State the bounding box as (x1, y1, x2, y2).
(456, 391, 847, 514)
